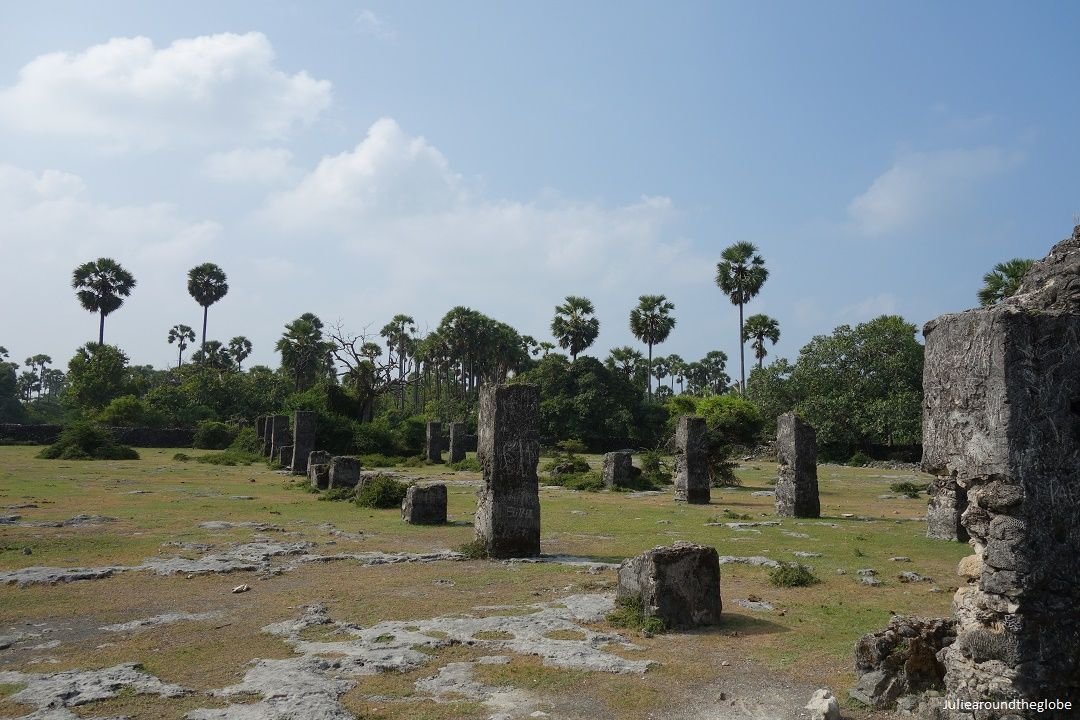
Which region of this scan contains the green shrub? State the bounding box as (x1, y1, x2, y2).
(319, 486, 357, 502)
(355, 474, 410, 509)
(639, 449, 672, 485)
(556, 438, 587, 455)
(889, 481, 923, 498)
(768, 562, 820, 587)
(173, 452, 191, 462)
(606, 595, 666, 634)
(847, 451, 872, 467)
(544, 471, 604, 492)
(359, 453, 399, 468)
(229, 426, 262, 454)
(193, 420, 236, 450)
(37, 422, 139, 461)
(194, 449, 262, 466)
(398, 456, 425, 468)
(456, 539, 488, 560)
(448, 457, 481, 472)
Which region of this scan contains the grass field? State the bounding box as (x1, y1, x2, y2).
(0, 446, 968, 719)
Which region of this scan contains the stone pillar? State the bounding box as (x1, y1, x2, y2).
(474, 384, 541, 558)
(267, 414, 288, 459)
(328, 456, 359, 489)
(290, 411, 316, 475)
(602, 451, 633, 489)
(673, 416, 709, 504)
(774, 413, 820, 518)
(255, 416, 266, 446)
(425, 421, 443, 463)
(926, 478, 968, 542)
(260, 415, 274, 456)
(616, 543, 722, 629)
(402, 484, 448, 524)
(922, 226, 1080, 716)
(448, 422, 467, 464)
(309, 462, 330, 490)
(277, 445, 293, 467)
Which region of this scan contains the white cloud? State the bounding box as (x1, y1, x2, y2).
(848, 147, 1020, 236)
(838, 293, 897, 323)
(257, 118, 704, 345)
(0, 164, 223, 364)
(203, 147, 295, 184)
(0, 32, 331, 151)
(356, 10, 396, 40)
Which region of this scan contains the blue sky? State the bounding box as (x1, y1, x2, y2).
(1, 2, 1077, 376)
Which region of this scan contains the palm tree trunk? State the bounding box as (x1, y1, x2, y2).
(738, 301, 745, 393)
(201, 306, 209, 352)
(178, 347, 183, 368)
(98, 312, 105, 346)
(647, 343, 653, 400)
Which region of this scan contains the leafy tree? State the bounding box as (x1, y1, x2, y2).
(0, 357, 27, 422)
(187, 263, 229, 350)
(742, 314, 780, 369)
(605, 346, 644, 380)
(666, 353, 685, 393)
(227, 336, 253, 371)
(700, 350, 730, 394)
(167, 324, 196, 367)
(652, 356, 671, 392)
(380, 314, 416, 409)
(715, 242, 768, 392)
(277, 313, 333, 391)
(978, 258, 1034, 306)
(24, 355, 52, 399)
(65, 343, 131, 412)
(746, 359, 797, 436)
(16, 371, 37, 401)
(191, 340, 233, 371)
(72, 258, 136, 345)
(629, 294, 676, 400)
(537, 341, 556, 357)
(551, 296, 600, 361)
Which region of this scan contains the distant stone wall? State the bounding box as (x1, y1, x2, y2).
(0, 424, 195, 448)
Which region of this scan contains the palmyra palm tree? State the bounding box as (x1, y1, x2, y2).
(551, 296, 600, 361)
(629, 294, 676, 400)
(977, 258, 1034, 306)
(715, 242, 768, 392)
(742, 314, 780, 369)
(168, 324, 195, 367)
(72, 258, 136, 345)
(187, 263, 229, 351)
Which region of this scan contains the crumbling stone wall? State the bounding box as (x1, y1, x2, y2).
(926, 478, 968, 542)
(774, 412, 820, 518)
(922, 226, 1080, 717)
(673, 416, 709, 504)
(474, 384, 541, 558)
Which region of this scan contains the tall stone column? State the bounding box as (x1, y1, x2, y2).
(290, 411, 316, 475)
(425, 421, 443, 463)
(673, 415, 709, 504)
(923, 226, 1080, 716)
(474, 384, 541, 558)
(255, 416, 266, 447)
(774, 413, 820, 518)
(448, 422, 467, 464)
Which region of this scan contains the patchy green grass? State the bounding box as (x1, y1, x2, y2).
(0, 445, 967, 718)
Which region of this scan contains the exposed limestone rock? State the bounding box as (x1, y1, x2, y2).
(328, 456, 359, 489)
(927, 477, 968, 542)
(617, 543, 722, 629)
(101, 612, 221, 632)
(0, 663, 188, 713)
(850, 615, 955, 710)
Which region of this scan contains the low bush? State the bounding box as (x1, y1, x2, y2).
(448, 457, 481, 472)
(544, 471, 604, 492)
(173, 452, 191, 462)
(229, 426, 262, 454)
(639, 449, 672, 485)
(355, 474, 410, 509)
(889, 481, 924, 498)
(456, 539, 488, 560)
(194, 449, 262, 466)
(847, 451, 872, 467)
(37, 422, 139, 461)
(359, 453, 399, 468)
(319, 486, 357, 502)
(768, 562, 820, 587)
(193, 420, 236, 450)
(605, 595, 666, 634)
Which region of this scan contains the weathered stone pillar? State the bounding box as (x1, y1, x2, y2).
(402, 484, 448, 524)
(290, 411, 316, 475)
(268, 415, 289, 459)
(616, 543, 722, 629)
(474, 384, 541, 558)
(774, 412, 820, 518)
(448, 422, 467, 464)
(602, 451, 633, 489)
(673, 416, 709, 504)
(425, 421, 443, 463)
(926, 477, 968, 542)
(328, 456, 359, 489)
(923, 226, 1080, 716)
(255, 416, 266, 446)
(277, 445, 293, 467)
(308, 451, 332, 490)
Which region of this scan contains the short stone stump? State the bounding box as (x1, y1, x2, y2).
(601, 451, 634, 488)
(616, 543, 722, 629)
(309, 463, 330, 491)
(402, 483, 447, 525)
(328, 456, 360, 489)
